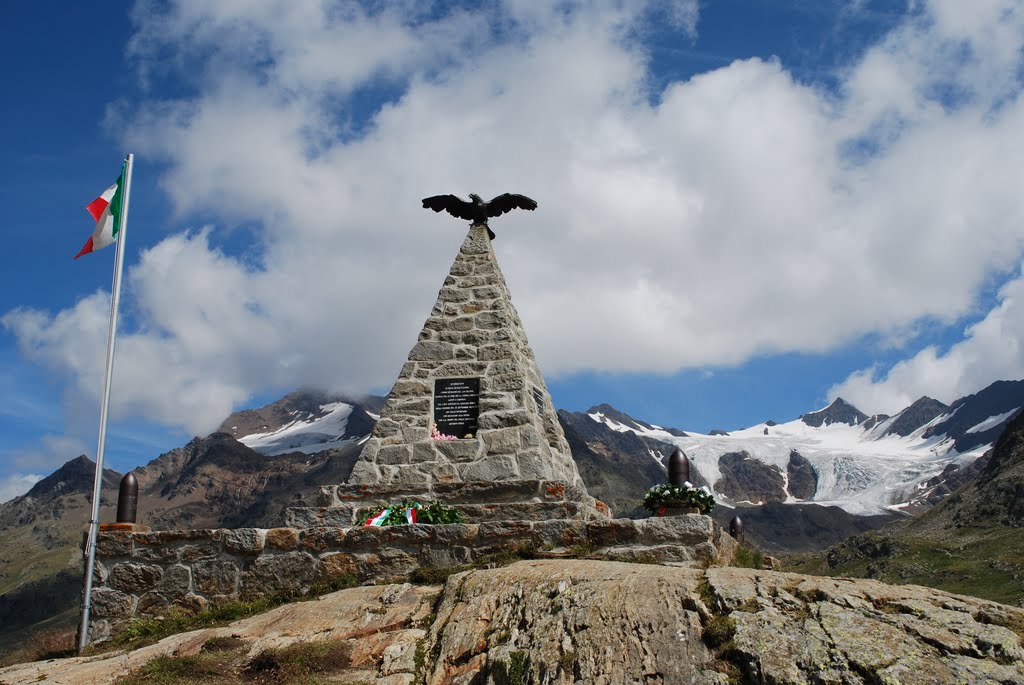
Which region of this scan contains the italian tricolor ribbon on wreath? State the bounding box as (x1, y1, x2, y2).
(364, 502, 421, 526)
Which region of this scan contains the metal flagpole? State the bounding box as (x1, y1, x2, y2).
(77, 153, 134, 654)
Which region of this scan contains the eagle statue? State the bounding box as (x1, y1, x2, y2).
(421, 193, 537, 239)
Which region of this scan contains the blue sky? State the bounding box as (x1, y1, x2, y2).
(2, 0, 1024, 501)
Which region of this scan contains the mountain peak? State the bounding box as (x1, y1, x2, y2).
(586, 404, 687, 437)
(23, 454, 121, 501)
(882, 396, 949, 437)
(800, 398, 868, 428)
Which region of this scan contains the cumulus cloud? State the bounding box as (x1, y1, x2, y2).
(0, 474, 43, 504)
(829, 264, 1024, 414)
(5, 0, 1024, 433)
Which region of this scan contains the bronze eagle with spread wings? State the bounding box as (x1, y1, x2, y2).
(421, 193, 537, 239)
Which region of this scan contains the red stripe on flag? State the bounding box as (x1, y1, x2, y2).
(73, 236, 94, 260)
(85, 196, 109, 223)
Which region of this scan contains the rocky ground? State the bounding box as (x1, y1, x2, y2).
(3, 559, 1021, 684)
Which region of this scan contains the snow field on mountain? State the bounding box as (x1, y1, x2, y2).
(239, 402, 360, 456)
(589, 411, 989, 515)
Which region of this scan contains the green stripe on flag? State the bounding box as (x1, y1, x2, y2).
(109, 163, 126, 239)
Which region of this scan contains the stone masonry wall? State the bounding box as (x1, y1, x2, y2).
(89, 515, 735, 642)
(349, 225, 582, 490)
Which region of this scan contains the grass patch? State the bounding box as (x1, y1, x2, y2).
(244, 639, 352, 683)
(104, 574, 359, 652)
(702, 615, 737, 649)
(782, 529, 1024, 606)
(114, 651, 240, 685)
(732, 544, 765, 570)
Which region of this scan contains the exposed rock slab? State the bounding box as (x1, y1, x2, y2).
(3, 561, 1022, 685)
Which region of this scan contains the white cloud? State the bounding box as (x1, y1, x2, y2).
(5, 0, 1024, 434)
(0, 474, 43, 504)
(829, 264, 1024, 414)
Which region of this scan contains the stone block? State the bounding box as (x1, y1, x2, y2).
(90, 588, 134, 619)
(432, 361, 488, 377)
(316, 485, 337, 506)
(224, 528, 265, 555)
(132, 544, 179, 563)
(394, 398, 430, 415)
(478, 409, 531, 430)
(343, 526, 387, 551)
(378, 445, 413, 465)
(586, 520, 642, 548)
(193, 559, 240, 595)
(460, 455, 520, 481)
(533, 520, 588, 548)
(517, 450, 554, 480)
(637, 515, 714, 545)
(419, 545, 473, 568)
(481, 427, 521, 454)
(432, 462, 461, 483)
(434, 439, 482, 462)
(410, 341, 456, 362)
(240, 553, 317, 597)
(373, 419, 402, 439)
(137, 592, 169, 616)
(180, 544, 221, 562)
(109, 563, 163, 594)
(319, 553, 362, 581)
(401, 426, 430, 443)
(158, 565, 192, 600)
(478, 343, 514, 361)
(392, 380, 431, 397)
(476, 311, 510, 330)
(412, 443, 440, 463)
(473, 286, 501, 300)
(438, 287, 470, 303)
(284, 506, 357, 529)
(477, 520, 534, 545)
(174, 594, 209, 614)
(432, 480, 542, 503)
(451, 316, 475, 331)
(461, 330, 494, 346)
(482, 374, 526, 394)
(266, 528, 299, 550)
(95, 531, 133, 557)
(156, 529, 223, 544)
(301, 527, 348, 553)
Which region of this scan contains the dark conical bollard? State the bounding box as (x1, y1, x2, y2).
(667, 447, 690, 486)
(729, 515, 744, 541)
(116, 472, 138, 524)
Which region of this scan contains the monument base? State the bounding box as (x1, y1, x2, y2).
(283, 479, 611, 528)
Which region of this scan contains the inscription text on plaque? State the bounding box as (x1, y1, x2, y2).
(433, 378, 481, 438)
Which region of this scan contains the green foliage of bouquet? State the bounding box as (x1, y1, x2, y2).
(643, 483, 716, 514)
(356, 498, 465, 526)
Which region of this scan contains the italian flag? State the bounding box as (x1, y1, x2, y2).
(74, 168, 125, 260)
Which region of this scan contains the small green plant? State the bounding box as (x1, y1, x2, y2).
(643, 483, 716, 514)
(356, 499, 465, 526)
(732, 544, 765, 570)
(244, 639, 352, 683)
(702, 615, 737, 649)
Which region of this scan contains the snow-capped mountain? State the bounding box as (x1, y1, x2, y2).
(587, 380, 1024, 515)
(218, 390, 384, 456)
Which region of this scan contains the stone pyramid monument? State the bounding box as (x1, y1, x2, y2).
(287, 224, 608, 526)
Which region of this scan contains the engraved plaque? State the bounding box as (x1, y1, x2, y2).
(433, 378, 481, 438)
(531, 385, 546, 411)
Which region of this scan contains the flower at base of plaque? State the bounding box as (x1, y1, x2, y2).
(463, 433, 474, 439)
(430, 425, 458, 441)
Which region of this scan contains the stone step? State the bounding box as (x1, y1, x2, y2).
(315, 479, 595, 507)
(285, 500, 608, 529)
